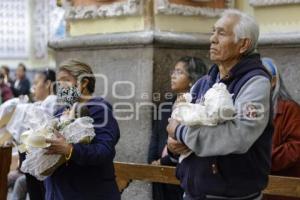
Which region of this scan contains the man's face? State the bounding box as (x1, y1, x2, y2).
(209, 16, 243, 65)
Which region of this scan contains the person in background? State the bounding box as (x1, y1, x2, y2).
(148, 56, 207, 200)
(23, 69, 56, 200)
(262, 58, 300, 200)
(12, 63, 30, 97)
(1, 69, 54, 200)
(30, 69, 57, 111)
(1, 65, 14, 87)
(0, 73, 13, 103)
(11, 69, 57, 200)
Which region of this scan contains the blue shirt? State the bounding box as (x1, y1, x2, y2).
(45, 97, 121, 200)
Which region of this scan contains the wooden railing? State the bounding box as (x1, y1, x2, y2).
(114, 161, 300, 198)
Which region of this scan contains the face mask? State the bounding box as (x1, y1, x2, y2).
(57, 84, 81, 106)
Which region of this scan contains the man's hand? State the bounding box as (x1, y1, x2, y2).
(167, 137, 190, 155)
(167, 118, 180, 138)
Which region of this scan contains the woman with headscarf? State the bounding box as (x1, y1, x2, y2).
(262, 57, 300, 200)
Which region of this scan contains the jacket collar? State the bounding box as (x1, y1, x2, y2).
(207, 53, 271, 86)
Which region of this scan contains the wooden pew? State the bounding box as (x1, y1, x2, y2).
(0, 147, 12, 200)
(114, 161, 300, 198)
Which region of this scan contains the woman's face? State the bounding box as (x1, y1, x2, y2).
(57, 69, 84, 105)
(57, 70, 77, 88)
(32, 73, 50, 101)
(170, 62, 191, 93)
(57, 70, 90, 96)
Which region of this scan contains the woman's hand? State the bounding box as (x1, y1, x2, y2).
(151, 159, 161, 166)
(45, 130, 72, 156)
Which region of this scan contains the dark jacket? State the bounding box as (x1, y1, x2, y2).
(175, 54, 273, 199)
(13, 77, 30, 97)
(148, 97, 177, 165)
(148, 97, 184, 200)
(44, 97, 121, 200)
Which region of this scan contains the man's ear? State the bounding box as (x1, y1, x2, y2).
(239, 38, 252, 55)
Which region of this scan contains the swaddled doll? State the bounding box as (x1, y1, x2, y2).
(171, 83, 235, 162)
(19, 103, 96, 180)
(172, 83, 235, 126)
(19, 103, 90, 150)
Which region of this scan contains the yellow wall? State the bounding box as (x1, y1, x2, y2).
(153, 1, 300, 34)
(254, 4, 300, 34)
(67, 0, 300, 36)
(69, 16, 145, 36)
(154, 14, 217, 33)
(235, 0, 254, 15)
(235, 0, 300, 34)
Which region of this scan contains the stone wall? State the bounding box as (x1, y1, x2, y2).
(260, 47, 300, 103)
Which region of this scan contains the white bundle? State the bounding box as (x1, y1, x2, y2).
(172, 83, 235, 126)
(6, 95, 57, 143)
(0, 98, 19, 119)
(62, 117, 94, 143)
(203, 83, 235, 122)
(0, 96, 29, 128)
(20, 116, 95, 180)
(171, 83, 236, 163)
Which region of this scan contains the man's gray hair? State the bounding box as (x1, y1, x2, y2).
(221, 9, 259, 54)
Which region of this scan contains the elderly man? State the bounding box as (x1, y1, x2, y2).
(167, 9, 273, 200)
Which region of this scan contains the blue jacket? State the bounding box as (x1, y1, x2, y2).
(45, 97, 121, 200)
(148, 97, 184, 200)
(174, 54, 273, 199)
(12, 77, 31, 97)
